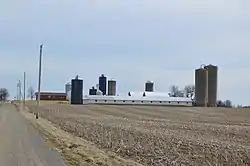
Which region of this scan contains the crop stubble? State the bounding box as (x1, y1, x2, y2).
(27, 103, 250, 166)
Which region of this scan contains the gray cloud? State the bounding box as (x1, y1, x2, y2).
(0, 0, 249, 105)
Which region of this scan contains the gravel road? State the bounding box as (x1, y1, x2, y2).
(0, 104, 66, 166)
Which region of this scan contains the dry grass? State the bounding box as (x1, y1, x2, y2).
(20, 107, 142, 166)
(25, 100, 69, 105)
(27, 103, 250, 166)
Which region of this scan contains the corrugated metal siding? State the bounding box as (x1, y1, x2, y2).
(36, 93, 67, 101)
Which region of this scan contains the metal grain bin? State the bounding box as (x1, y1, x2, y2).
(89, 87, 97, 95)
(71, 76, 83, 105)
(195, 68, 208, 107)
(205, 64, 218, 107)
(145, 81, 154, 92)
(108, 80, 116, 96)
(99, 74, 107, 95)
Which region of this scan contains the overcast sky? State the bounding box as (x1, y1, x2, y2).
(0, 0, 249, 105)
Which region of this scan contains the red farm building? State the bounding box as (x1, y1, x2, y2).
(35, 92, 67, 101)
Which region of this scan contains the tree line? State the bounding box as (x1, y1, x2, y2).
(0, 86, 36, 101)
(170, 84, 232, 108)
(169, 85, 195, 98)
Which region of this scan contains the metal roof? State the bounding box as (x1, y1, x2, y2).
(129, 92, 170, 97)
(35, 92, 67, 96)
(83, 93, 192, 102)
(67, 91, 192, 102)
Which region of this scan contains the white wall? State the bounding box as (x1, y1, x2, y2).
(83, 99, 192, 106)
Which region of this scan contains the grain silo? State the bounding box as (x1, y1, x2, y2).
(195, 66, 208, 107)
(108, 79, 116, 96)
(99, 74, 107, 95)
(89, 86, 97, 95)
(145, 81, 154, 92)
(204, 64, 218, 107)
(71, 75, 83, 105)
(65, 82, 71, 94)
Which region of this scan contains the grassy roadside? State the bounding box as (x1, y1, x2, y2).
(17, 103, 143, 166)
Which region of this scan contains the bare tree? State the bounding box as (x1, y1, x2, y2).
(170, 85, 183, 97)
(27, 86, 35, 100)
(0, 88, 9, 101)
(170, 85, 176, 97)
(184, 84, 195, 98)
(236, 105, 243, 108)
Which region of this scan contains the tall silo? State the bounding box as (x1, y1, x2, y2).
(99, 74, 107, 95)
(71, 75, 83, 105)
(108, 79, 116, 96)
(205, 64, 218, 107)
(195, 67, 208, 107)
(145, 81, 154, 92)
(65, 82, 71, 94)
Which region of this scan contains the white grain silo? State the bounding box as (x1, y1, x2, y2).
(65, 82, 71, 94)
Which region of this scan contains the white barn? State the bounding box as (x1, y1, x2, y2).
(67, 91, 193, 106)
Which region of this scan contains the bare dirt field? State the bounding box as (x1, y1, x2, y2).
(26, 102, 250, 166)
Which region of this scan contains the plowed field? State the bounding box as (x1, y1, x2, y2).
(27, 103, 250, 166)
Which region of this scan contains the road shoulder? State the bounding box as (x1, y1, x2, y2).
(20, 106, 143, 166)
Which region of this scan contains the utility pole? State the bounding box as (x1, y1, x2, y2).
(16, 80, 21, 104)
(36, 44, 43, 119)
(23, 72, 26, 110)
(19, 80, 21, 103)
(16, 82, 19, 102)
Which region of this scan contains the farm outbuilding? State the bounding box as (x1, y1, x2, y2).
(67, 91, 193, 106)
(35, 92, 67, 101)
